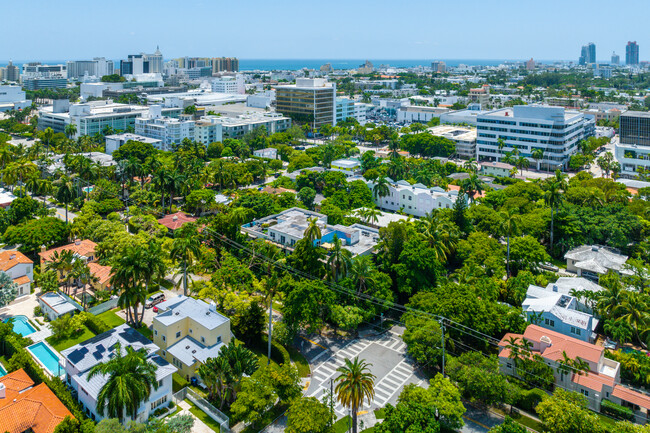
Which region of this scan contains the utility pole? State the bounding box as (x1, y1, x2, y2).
(330, 378, 335, 427)
(439, 318, 445, 377)
(267, 295, 273, 365)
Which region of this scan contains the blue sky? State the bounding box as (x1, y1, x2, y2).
(1, 0, 646, 61)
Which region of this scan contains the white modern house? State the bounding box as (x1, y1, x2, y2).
(38, 292, 80, 321)
(253, 148, 278, 159)
(330, 159, 362, 177)
(60, 324, 176, 423)
(365, 178, 458, 218)
(476, 105, 596, 170)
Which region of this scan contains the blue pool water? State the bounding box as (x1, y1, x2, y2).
(27, 342, 63, 377)
(0, 363, 6, 376)
(3, 315, 36, 336)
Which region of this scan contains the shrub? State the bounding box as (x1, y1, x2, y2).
(34, 306, 43, 317)
(83, 313, 110, 335)
(601, 398, 634, 421)
(516, 387, 547, 412)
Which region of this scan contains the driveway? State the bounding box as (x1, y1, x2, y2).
(116, 288, 178, 327)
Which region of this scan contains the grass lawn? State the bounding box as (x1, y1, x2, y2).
(597, 413, 618, 430)
(47, 326, 96, 352)
(493, 408, 542, 432)
(96, 309, 126, 328)
(159, 279, 174, 290)
(333, 416, 352, 433)
(550, 256, 567, 269)
(286, 345, 311, 377)
(186, 399, 225, 433)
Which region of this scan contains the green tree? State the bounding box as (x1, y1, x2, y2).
(402, 314, 442, 366)
(398, 375, 465, 431)
(375, 401, 441, 433)
(499, 208, 521, 277)
(230, 365, 277, 427)
(326, 234, 352, 282)
(335, 357, 376, 433)
(536, 389, 605, 433)
(286, 397, 333, 433)
(488, 417, 528, 433)
(87, 341, 159, 423)
(0, 271, 18, 307)
(298, 186, 317, 210)
(509, 235, 551, 274)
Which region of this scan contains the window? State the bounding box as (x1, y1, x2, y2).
(162, 350, 166, 356)
(151, 395, 168, 410)
(189, 328, 193, 334)
(176, 331, 181, 338)
(506, 362, 512, 369)
(580, 389, 589, 397)
(201, 336, 206, 343)
(544, 318, 555, 327)
(154, 330, 158, 336)
(217, 336, 222, 344)
(162, 336, 166, 342)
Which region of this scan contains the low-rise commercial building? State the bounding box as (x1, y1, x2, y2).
(194, 112, 291, 144)
(211, 75, 245, 94)
(153, 296, 231, 380)
(0, 85, 30, 112)
(616, 111, 650, 178)
(397, 106, 450, 124)
(105, 133, 162, 155)
(60, 325, 176, 422)
(275, 78, 336, 129)
(242, 208, 379, 256)
(22, 77, 67, 90)
(440, 104, 487, 126)
(365, 178, 459, 218)
(428, 125, 477, 160)
(330, 158, 361, 177)
(479, 161, 515, 177)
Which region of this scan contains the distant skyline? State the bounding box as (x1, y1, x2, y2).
(1, 0, 647, 62)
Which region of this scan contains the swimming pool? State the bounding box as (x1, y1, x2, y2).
(0, 363, 6, 376)
(3, 315, 36, 336)
(26, 342, 63, 377)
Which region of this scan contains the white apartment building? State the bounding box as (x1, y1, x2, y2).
(194, 112, 291, 144)
(616, 111, 650, 178)
(38, 100, 180, 138)
(66, 58, 114, 79)
(211, 75, 245, 94)
(0, 85, 30, 112)
(336, 98, 371, 124)
(428, 125, 477, 160)
(135, 105, 195, 151)
(247, 90, 275, 109)
(365, 178, 459, 218)
(476, 105, 595, 171)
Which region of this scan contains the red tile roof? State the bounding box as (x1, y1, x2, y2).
(157, 212, 197, 231)
(88, 262, 113, 286)
(524, 325, 603, 364)
(13, 275, 31, 286)
(612, 385, 650, 410)
(39, 240, 97, 263)
(0, 369, 73, 433)
(0, 251, 33, 271)
(572, 372, 615, 392)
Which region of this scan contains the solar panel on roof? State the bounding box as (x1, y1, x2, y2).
(92, 351, 103, 360)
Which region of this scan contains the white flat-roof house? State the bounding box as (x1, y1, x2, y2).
(105, 133, 162, 155)
(365, 178, 458, 218)
(60, 324, 176, 423)
(565, 245, 629, 282)
(38, 292, 80, 321)
(330, 159, 361, 177)
(242, 208, 379, 256)
(253, 148, 278, 160)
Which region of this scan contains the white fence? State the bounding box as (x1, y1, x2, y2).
(173, 387, 230, 433)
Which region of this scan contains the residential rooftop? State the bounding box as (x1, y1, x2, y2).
(38, 292, 78, 317)
(154, 296, 229, 331)
(565, 245, 629, 274)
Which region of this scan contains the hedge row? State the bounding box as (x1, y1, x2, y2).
(601, 398, 635, 421)
(83, 313, 110, 335)
(254, 336, 291, 366)
(4, 334, 86, 420)
(515, 387, 547, 412)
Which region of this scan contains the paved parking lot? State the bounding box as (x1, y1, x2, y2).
(305, 330, 425, 418)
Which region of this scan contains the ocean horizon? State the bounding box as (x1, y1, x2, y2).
(0, 58, 574, 71)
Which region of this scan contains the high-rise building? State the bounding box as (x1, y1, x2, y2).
(275, 78, 337, 129)
(21, 62, 66, 79)
(476, 105, 595, 171)
(615, 111, 650, 178)
(120, 54, 149, 75)
(0, 60, 20, 82)
(431, 61, 446, 73)
(212, 57, 239, 73)
(579, 43, 596, 65)
(526, 58, 536, 70)
(611, 52, 620, 65)
(626, 41, 639, 66)
(147, 47, 164, 74)
(66, 58, 114, 79)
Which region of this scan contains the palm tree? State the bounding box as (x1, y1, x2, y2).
(170, 223, 202, 296)
(372, 177, 391, 206)
(303, 217, 322, 245)
(48, 249, 74, 293)
(596, 277, 625, 318)
(41, 127, 54, 154)
(327, 235, 352, 282)
(5, 160, 38, 197)
(64, 123, 78, 139)
(460, 173, 485, 204)
(54, 174, 76, 224)
(348, 255, 377, 294)
(615, 292, 650, 347)
(532, 149, 544, 171)
(198, 356, 232, 409)
(419, 211, 459, 262)
(111, 246, 148, 327)
(0, 145, 13, 187)
(463, 158, 478, 174)
(544, 174, 565, 251)
(516, 156, 530, 175)
(87, 342, 159, 423)
(335, 357, 376, 433)
(499, 208, 521, 277)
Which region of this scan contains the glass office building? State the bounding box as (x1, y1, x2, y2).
(275, 78, 336, 129)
